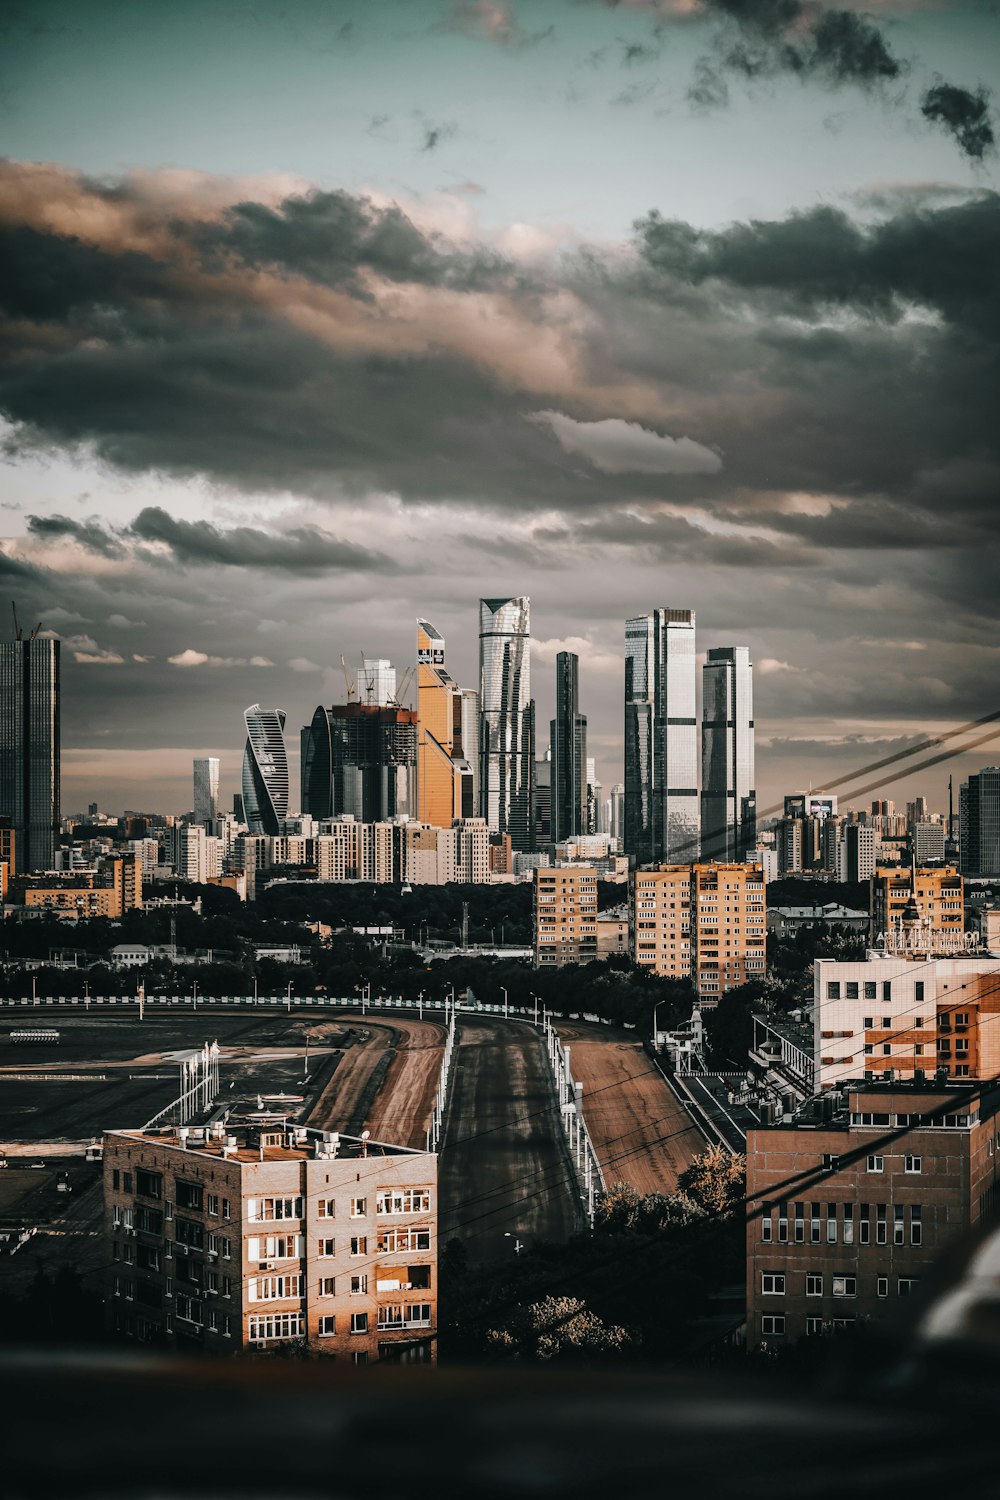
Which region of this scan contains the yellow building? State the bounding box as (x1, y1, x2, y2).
(631, 862, 766, 1005)
(416, 620, 476, 827)
(870, 865, 963, 944)
(534, 865, 599, 966)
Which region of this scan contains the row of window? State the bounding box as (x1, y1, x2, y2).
(762, 1273, 919, 1297)
(761, 1202, 923, 1245)
(245, 1189, 432, 1224)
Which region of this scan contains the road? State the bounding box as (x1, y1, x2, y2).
(365, 1019, 446, 1150)
(558, 1034, 705, 1196)
(440, 1017, 583, 1262)
(303, 1015, 446, 1144)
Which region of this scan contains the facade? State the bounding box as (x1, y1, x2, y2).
(193, 758, 220, 827)
(870, 865, 964, 945)
(20, 854, 142, 919)
(104, 1123, 437, 1362)
(302, 704, 417, 825)
(842, 823, 876, 884)
(960, 768, 1000, 876)
(242, 706, 289, 837)
(550, 652, 587, 844)
(359, 657, 396, 707)
(176, 825, 223, 883)
(766, 902, 869, 937)
(746, 1080, 1000, 1350)
(532, 750, 551, 849)
(608, 783, 625, 851)
(415, 620, 477, 828)
(700, 646, 755, 862)
(534, 865, 599, 966)
(0, 635, 60, 872)
(479, 597, 534, 851)
(813, 953, 1000, 1092)
(624, 608, 698, 867)
(631, 861, 766, 1005)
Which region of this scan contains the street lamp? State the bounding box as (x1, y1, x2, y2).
(500, 986, 509, 1019)
(504, 1232, 524, 1256)
(193, 980, 198, 1010)
(418, 989, 424, 1020)
(652, 1000, 666, 1050)
(286, 980, 293, 1012)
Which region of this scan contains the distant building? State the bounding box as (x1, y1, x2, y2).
(766, 902, 869, 938)
(870, 865, 963, 945)
(242, 706, 289, 836)
(624, 608, 698, 866)
(193, 758, 220, 827)
(551, 652, 586, 844)
(479, 597, 534, 851)
(415, 620, 477, 828)
(534, 865, 599, 966)
(912, 820, 946, 864)
(0, 634, 60, 871)
(960, 768, 1000, 876)
(302, 704, 417, 825)
(104, 1122, 437, 1362)
(630, 862, 766, 1005)
(701, 646, 755, 862)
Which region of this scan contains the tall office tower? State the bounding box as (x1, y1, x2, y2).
(193, 757, 220, 827)
(906, 796, 929, 828)
(533, 749, 552, 848)
(550, 652, 587, 843)
(586, 758, 602, 836)
(242, 705, 289, 837)
(0, 633, 60, 872)
(479, 597, 535, 851)
(359, 657, 397, 707)
(415, 620, 476, 826)
(700, 646, 755, 862)
(624, 608, 698, 866)
(609, 783, 625, 850)
(960, 768, 1000, 876)
(302, 705, 417, 824)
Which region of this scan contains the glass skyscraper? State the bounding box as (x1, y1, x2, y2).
(479, 597, 534, 851)
(0, 635, 60, 871)
(551, 650, 586, 843)
(701, 646, 756, 862)
(193, 756, 220, 827)
(960, 767, 1000, 877)
(242, 704, 289, 836)
(624, 608, 698, 866)
(416, 620, 477, 826)
(301, 703, 417, 824)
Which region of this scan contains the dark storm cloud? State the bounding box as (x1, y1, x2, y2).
(128, 507, 398, 574)
(921, 82, 995, 162)
(26, 512, 125, 558)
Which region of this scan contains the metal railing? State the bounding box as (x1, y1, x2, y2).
(541, 1015, 606, 1226)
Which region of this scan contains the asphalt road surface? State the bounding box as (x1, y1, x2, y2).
(440, 1017, 584, 1262)
(561, 1036, 705, 1196)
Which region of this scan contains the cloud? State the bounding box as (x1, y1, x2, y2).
(107, 613, 146, 628)
(434, 1, 552, 49)
(419, 119, 459, 152)
(128, 508, 398, 574)
(168, 649, 273, 668)
(288, 656, 324, 672)
(532, 411, 722, 474)
(756, 656, 799, 674)
(921, 82, 995, 162)
(25, 513, 124, 558)
(73, 648, 125, 665)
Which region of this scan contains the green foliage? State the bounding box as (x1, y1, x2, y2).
(485, 1295, 639, 1362)
(676, 1146, 747, 1219)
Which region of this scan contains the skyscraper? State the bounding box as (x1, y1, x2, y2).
(242, 705, 289, 836)
(359, 657, 396, 707)
(624, 608, 698, 866)
(301, 704, 417, 824)
(0, 633, 60, 872)
(479, 597, 534, 851)
(700, 646, 755, 862)
(960, 767, 1000, 876)
(415, 619, 477, 826)
(193, 757, 220, 827)
(550, 651, 586, 843)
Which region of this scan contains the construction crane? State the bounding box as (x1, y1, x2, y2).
(340, 655, 357, 703)
(389, 666, 415, 708)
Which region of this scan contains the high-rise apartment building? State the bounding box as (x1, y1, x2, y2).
(551, 652, 586, 844)
(415, 620, 477, 827)
(193, 757, 219, 827)
(302, 705, 417, 824)
(630, 861, 766, 1004)
(701, 646, 755, 863)
(586, 757, 602, 837)
(532, 750, 552, 849)
(104, 1122, 437, 1362)
(960, 767, 1000, 876)
(842, 822, 876, 884)
(870, 865, 963, 944)
(0, 634, 60, 871)
(624, 609, 698, 866)
(242, 706, 288, 837)
(479, 598, 534, 851)
(746, 1079, 1000, 1351)
(534, 865, 599, 966)
(609, 783, 625, 850)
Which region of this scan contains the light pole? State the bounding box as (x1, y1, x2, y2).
(253, 976, 258, 1004)
(652, 1000, 665, 1050)
(193, 980, 198, 1010)
(31, 976, 37, 1003)
(531, 992, 538, 1026)
(500, 986, 508, 1019)
(286, 980, 293, 1013)
(418, 989, 424, 1020)
(504, 1232, 524, 1256)
(84, 980, 89, 1011)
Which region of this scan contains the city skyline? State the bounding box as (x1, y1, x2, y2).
(0, 1, 997, 815)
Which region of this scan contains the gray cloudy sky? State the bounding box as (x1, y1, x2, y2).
(0, 0, 998, 817)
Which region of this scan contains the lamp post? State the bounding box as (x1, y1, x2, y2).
(500, 986, 509, 1019)
(418, 989, 424, 1020)
(652, 1000, 666, 1051)
(193, 980, 198, 1011)
(286, 980, 293, 1013)
(504, 1232, 524, 1256)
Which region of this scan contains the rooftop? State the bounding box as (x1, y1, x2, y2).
(110, 1122, 427, 1163)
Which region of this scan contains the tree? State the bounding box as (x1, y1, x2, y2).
(677, 1146, 746, 1219)
(486, 1295, 638, 1362)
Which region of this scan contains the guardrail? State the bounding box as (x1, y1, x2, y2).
(426, 1013, 457, 1154)
(541, 1016, 606, 1227)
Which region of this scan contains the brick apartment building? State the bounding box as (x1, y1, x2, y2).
(870, 865, 964, 943)
(630, 862, 766, 1005)
(746, 1079, 1000, 1349)
(534, 865, 599, 966)
(104, 1122, 437, 1364)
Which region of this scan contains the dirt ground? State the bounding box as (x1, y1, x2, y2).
(560, 1037, 704, 1196)
(305, 1015, 446, 1146)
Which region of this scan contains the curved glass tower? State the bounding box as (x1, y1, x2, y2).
(242, 704, 288, 835)
(479, 597, 534, 851)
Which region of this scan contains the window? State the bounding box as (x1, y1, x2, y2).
(761, 1315, 785, 1336)
(915, 982, 925, 1002)
(761, 1274, 785, 1295)
(794, 1203, 804, 1243)
(810, 1203, 820, 1244)
(319, 1277, 336, 1297)
(318, 1238, 336, 1258)
(863, 1016, 873, 1029)
(319, 1315, 336, 1336)
(832, 1276, 857, 1297)
(827, 1204, 837, 1244)
(898, 1279, 918, 1297)
(350, 1236, 367, 1257)
(882, 1044, 892, 1056)
(882, 981, 892, 1001)
(248, 1274, 302, 1301)
(378, 1303, 432, 1329)
(915, 1017, 924, 1029)
(864, 982, 877, 1000)
(827, 982, 841, 1000)
(350, 1197, 368, 1218)
(207, 1193, 219, 1216)
(832, 1318, 856, 1331)
(882, 1016, 891, 1028)
(894, 1206, 905, 1245)
(843, 1204, 854, 1245)
(222, 1276, 232, 1298)
(350, 1274, 368, 1295)
(112, 1169, 120, 1191)
(806, 1317, 823, 1336)
(248, 1312, 304, 1342)
(175, 1218, 204, 1249)
(176, 1179, 203, 1211)
(867, 1155, 884, 1174)
(846, 983, 859, 1001)
(761, 1210, 772, 1243)
(248, 1196, 303, 1222)
(876, 1205, 887, 1244)
(377, 1227, 438, 1254)
(877, 1277, 888, 1298)
(911, 1206, 922, 1246)
(136, 1169, 162, 1199)
(806, 1274, 823, 1297)
(247, 1234, 303, 1261)
(777, 1203, 788, 1243)
(135, 1205, 163, 1235)
(860, 1205, 870, 1245)
(318, 1199, 336, 1219)
(905, 1155, 922, 1174)
(222, 1198, 231, 1220)
(350, 1312, 369, 1334)
(220, 1237, 232, 1260)
(375, 1188, 431, 1216)
(123, 1172, 133, 1193)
